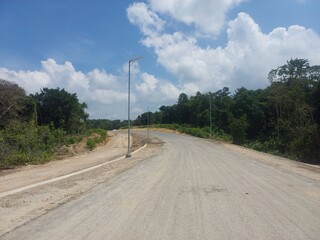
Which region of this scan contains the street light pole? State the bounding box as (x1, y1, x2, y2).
(209, 92, 212, 138)
(147, 106, 150, 143)
(126, 56, 142, 158)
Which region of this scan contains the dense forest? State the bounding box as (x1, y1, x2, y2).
(134, 59, 320, 164)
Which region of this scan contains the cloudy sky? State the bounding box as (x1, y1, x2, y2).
(0, 0, 319, 119)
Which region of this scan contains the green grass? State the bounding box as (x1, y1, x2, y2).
(137, 124, 232, 142)
(0, 123, 108, 168)
(85, 128, 107, 151)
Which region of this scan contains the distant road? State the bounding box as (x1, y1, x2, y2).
(2, 131, 320, 240)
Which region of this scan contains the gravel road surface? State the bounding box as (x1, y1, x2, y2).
(1, 131, 319, 239)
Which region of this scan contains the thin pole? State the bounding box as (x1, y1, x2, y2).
(147, 106, 150, 143)
(209, 92, 212, 138)
(126, 61, 131, 157)
(126, 56, 142, 158)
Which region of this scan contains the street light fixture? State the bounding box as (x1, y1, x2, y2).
(126, 56, 142, 158)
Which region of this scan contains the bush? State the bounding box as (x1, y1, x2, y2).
(85, 128, 107, 151)
(0, 122, 66, 168)
(86, 139, 96, 151)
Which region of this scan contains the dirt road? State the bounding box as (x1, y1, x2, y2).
(1, 131, 320, 239)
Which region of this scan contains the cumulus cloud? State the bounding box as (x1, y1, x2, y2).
(0, 68, 51, 93)
(87, 69, 117, 89)
(2, 1, 319, 119)
(127, 3, 320, 92)
(127, 2, 165, 37)
(136, 72, 158, 94)
(0, 58, 181, 119)
(149, 0, 246, 35)
(135, 72, 180, 104)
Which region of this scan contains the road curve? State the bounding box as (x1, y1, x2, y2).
(1, 131, 320, 240)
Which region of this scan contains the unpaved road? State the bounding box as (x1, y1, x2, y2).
(1, 131, 320, 239)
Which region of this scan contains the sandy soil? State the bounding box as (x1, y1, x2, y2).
(1, 130, 319, 239)
(0, 131, 156, 236)
(1, 131, 319, 240)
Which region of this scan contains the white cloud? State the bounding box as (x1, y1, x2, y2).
(225, 13, 320, 89)
(41, 58, 89, 92)
(127, 4, 320, 92)
(136, 72, 158, 94)
(0, 59, 130, 119)
(149, 0, 246, 35)
(127, 2, 164, 37)
(159, 81, 180, 101)
(1, 1, 319, 120)
(0, 68, 51, 93)
(87, 69, 117, 89)
(0, 58, 182, 119)
(91, 89, 130, 104)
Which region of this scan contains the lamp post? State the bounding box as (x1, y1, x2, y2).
(126, 56, 142, 158)
(147, 106, 150, 143)
(209, 92, 212, 138)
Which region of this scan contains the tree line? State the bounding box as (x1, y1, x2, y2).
(0, 83, 89, 167)
(134, 59, 320, 164)
(1, 58, 319, 166)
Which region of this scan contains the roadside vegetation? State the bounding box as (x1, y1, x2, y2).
(1, 58, 319, 167)
(0, 82, 106, 168)
(134, 59, 320, 164)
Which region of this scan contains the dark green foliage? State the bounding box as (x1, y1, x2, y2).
(0, 84, 92, 168)
(86, 139, 96, 151)
(232, 88, 266, 139)
(230, 115, 249, 144)
(135, 59, 320, 164)
(31, 88, 88, 134)
(0, 122, 65, 168)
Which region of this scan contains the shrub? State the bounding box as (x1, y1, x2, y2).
(0, 122, 66, 168)
(86, 139, 96, 151)
(85, 128, 107, 151)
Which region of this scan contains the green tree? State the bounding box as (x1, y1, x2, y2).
(0, 79, 26, 128)
(232, 88, 266, 139)
(32, 88, 88, 133)
(176, 93, 190, 124)
(212, 87, 233, 132)
(159, 105, 176, 124)
(267, 58, 320, 162)
(230, 115, 249, 144)
(188, 92, 210, 127)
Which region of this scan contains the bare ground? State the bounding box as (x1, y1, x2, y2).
(0, 131, 157, 236)
(1, 130, 319, 239)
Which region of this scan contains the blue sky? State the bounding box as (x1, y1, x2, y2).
(0, 0, 319, 119)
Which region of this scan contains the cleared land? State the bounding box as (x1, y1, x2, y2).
(1, 130, 319, 239)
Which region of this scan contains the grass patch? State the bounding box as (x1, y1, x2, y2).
(0, 123, 108, 168)
(137, 124, 232, 142)
(85, 128, 107, 151)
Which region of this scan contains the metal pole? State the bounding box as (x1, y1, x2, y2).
(147, 106, 150, 143)
(126, 61, 131, 158)
(126, 56, 142, 158)
(209, 92, 212, 138)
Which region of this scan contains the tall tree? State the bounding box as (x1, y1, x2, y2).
(32, 88, 88, 133)
(268, 59, 320, 162)
(232, 88, 266, 139)
(176, 93, 190, 124)
(0, 79, 27, 128)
